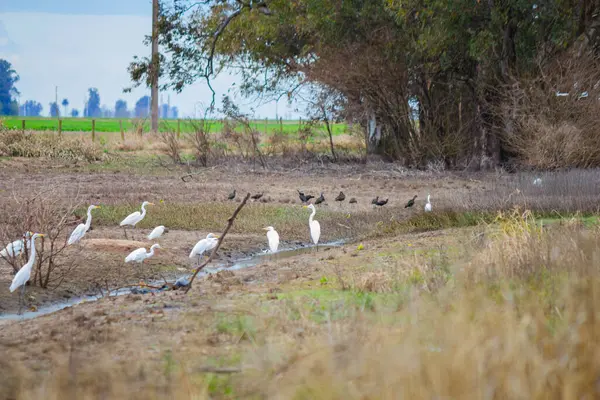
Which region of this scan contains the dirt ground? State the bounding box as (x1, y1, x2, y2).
(0, 157, 492, 314)
(0, 224, 468, 397)
(0, 155, 499, 397)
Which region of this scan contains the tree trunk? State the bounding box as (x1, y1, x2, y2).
(323, 117, 337, 162)
(150, 0, 160, 133)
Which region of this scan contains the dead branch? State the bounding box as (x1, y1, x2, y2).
(181, 171, 204, 182)
(195, 366, 242, 374)
(185, 193, 251, 293)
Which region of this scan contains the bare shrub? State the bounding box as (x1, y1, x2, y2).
(264, 131, 292, 156)
(297, 123, 315, 156)
(157, 128, 182, 164)
(129, 118, 147, 137)
(501, 53, 600, 168)
(0, 188, 81, 289)
(186, 118, 213, 167)
(219, 119, 251, 157)
(221, 96, 266, 169)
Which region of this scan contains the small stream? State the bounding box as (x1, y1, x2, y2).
(0, 240, 345, 322)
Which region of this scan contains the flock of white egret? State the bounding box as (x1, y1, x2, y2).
(2, 186, 438, 303)
(1, 199, 328, 299)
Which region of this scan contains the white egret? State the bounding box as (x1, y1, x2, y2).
(533, 177, 542, 186)
(67, 205, 100, 245)
(0, 231, 33, 260)
(424, 194, 432, 212)
(303, 204, 321, 248)
(147, 225, 166, 241)
(10, 233, 45, 311)
(189, 233, 219, 265)
(263, 226, 280, 253)
(125, 243, 161, 264)
(120, 201, 154, 239)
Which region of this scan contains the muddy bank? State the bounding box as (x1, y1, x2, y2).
(0, 239, 345, 320)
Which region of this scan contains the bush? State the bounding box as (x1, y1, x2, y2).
(505, 53, 600, 169)
(0, 130, 104, 162)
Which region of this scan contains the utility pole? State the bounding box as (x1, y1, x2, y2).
(150, 0, 159, 133)
(55, 86, 58, 118)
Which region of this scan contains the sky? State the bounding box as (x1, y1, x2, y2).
(0, 1, 299, 118)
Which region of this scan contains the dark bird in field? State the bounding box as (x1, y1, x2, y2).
(404, 195, 417, 208)
(371, 196, 378, 205)
(314, 192, 325, 205)
(335, 191, 346, 202)
(349, 198, 357, 204)
(251, 193, 264, 200)
(297, 189, 308, 202)
(298, 190, 315, 203)
(375, 198, 389, 207)
(228, 189, 236, 200)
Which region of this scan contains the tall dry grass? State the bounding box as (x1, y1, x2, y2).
(239, 213, 600, 399)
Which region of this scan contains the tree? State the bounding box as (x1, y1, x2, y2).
(128, 0, 600, 168)
(49, 102, 60, 117)
(61, 98, 69, 117)
(71, 109, 79, 117)
(85, 88, 101, 118)
(114, 99, 129, 118)
(0, 59, 19, 116)
(19, 100, 43, 117)
(134, 95, 150, 118)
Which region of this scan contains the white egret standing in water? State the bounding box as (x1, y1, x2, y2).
(120, 201, 154, 239)
(303, 204, 321, 249)
(263, 226, 280, 253)
(10, 233, 45, 313)
(189, 233, 219, 266)
(68, 205, 101, 245)
(125, 243, 161, 284)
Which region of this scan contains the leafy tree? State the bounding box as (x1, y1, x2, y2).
(85, 88, 101, 118)
(129, 0, 600, 168)
(0, 59, 19, 116)
(19, 100, 43, 117)
(49, 102, 60, 117)
(71, 109, 80, 117)
(61, 98, 69, 117)
(114, 99, 129, 118)
(134, 95, 150, 118)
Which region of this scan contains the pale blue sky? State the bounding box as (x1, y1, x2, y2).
(0, 2, 298, 118)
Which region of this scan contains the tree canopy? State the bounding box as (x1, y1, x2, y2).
(85, 88, 101, 118)
(0, 59, 19, 116)
(130, 0, 600, 168)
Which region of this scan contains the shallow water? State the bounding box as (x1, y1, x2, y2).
(0, 240, 345, 321)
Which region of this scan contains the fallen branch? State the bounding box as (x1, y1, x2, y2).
(195, 366, 242, 374)
(180, 171, 204, 182)
(185, 193, 251, 293)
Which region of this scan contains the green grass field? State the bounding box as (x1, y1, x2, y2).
(1, 117, 349, 135)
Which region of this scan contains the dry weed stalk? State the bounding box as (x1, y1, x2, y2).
(157, 127, 182, 164)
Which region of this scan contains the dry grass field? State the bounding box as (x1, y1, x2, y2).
(1, 128, 600, 398)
